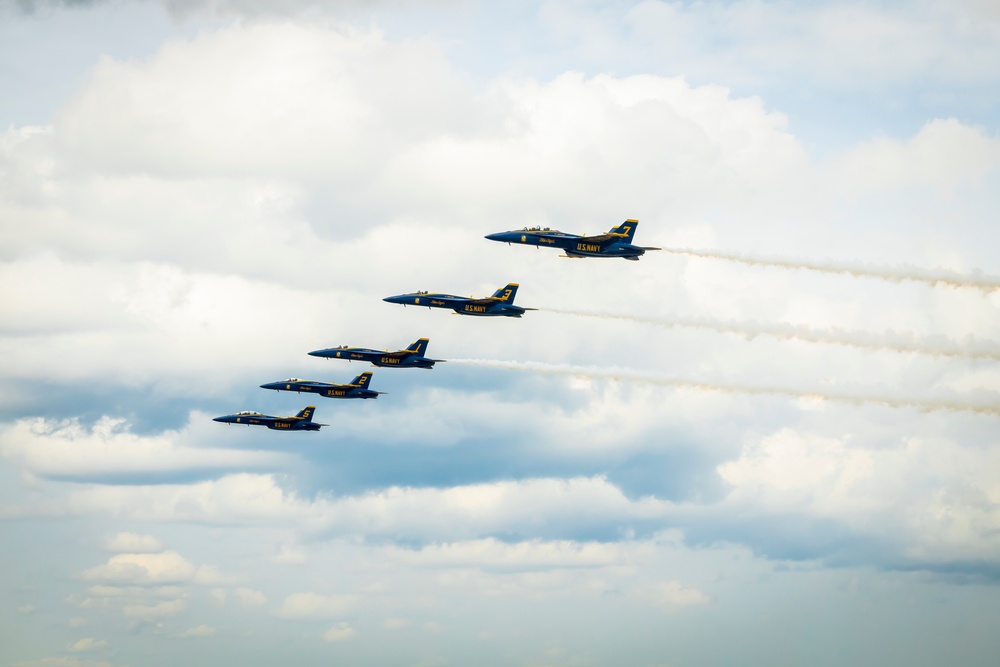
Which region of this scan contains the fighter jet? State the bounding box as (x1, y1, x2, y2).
(308, 337, 444, 369)
(212, 406, 326, 431)
(485, 219, 659, 261)
(260, 372, 385, 399)
(383, 283, 536, 318)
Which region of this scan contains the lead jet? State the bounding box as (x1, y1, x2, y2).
(260, 372, 385, 400)
(212, 406, 326, 431)
(383, 283, 536, 318)
(308, 337, 444, 369)
(485, 219, 659, 261)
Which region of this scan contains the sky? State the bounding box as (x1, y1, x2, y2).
(1, 0, 1000, 665)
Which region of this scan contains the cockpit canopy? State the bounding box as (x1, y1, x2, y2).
(522, 226, 551, 231)
(282, 378, 303, 382)
(235, 411, 264, 416)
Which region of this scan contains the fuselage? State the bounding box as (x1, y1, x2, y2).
(382, 292, 530, 317)
(212, 410, 323, 431)
(307, 345, 438, 368)
(485, 221, 658, 260)
(259, 379, 381, 399)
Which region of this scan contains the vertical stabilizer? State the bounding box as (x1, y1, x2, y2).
(406, 338, 430, 356)
(608, 219, 638, 243)
(352, 372, 373, 388)
(296, 406, 316, 422)
(491, 283, 519, 303)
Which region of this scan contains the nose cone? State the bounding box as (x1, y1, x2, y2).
(308, 348, 332, 358)
(212, 415, 227, 423)
(260, 382, 282, 390)
(485, 231, 514, 242)
(383, 294, 407, 304)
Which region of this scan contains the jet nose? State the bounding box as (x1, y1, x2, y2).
(485, 232, 511, 242)
(212, 416, 226, 422)
(383, 295, 405, 304)
(260, 382, 280, 390)
(307, 349, 328, 357)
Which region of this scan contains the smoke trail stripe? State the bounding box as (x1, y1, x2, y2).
(540, 308, 1000, 361)
(663, 247, 1000, 292)
(450, 359, 1000, 417)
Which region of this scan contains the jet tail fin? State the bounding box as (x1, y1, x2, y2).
(607, 219, 639, 242)
(406, 337, 430, 356)
(352, 372, 373, 388)
(491, 283, 519, 303)
(295, 406, 317, 422)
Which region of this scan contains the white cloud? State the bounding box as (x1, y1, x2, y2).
(13, 659, 116, 667)
(385, 538, 625, 569)
(0, 416, 287, 479)
(57, 472, 669, 539)
(103, 533, 163, 553)
(232, 587, 267, 608)
(644, 580, 711, 609)
(68, 638, 108, 653)
(176, 625, 217, 638)
(618, 0, 1000, 89)
(273, 592, 357, 620)
(717, 428, 1000, 564)
(322, 622, 357, 643)
(82, 551, 198, 585)
(122, 598, 187, 621)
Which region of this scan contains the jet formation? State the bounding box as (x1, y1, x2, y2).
(213, 406, 326, 431)
(260, 372, 385, 399)
(216, 218, 655, 431)
(485, 219, 659, 261)
(383, 282, 536, 318)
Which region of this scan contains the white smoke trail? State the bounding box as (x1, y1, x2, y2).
(541, 308, 1000, 362)
(662, 247, 1000, 292)
(450, 358, 1000, 417)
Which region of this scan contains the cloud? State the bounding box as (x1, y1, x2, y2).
(122, 598, 187, 621)
(322, 622, 357, 643)
(176, 625, 217, 638)
(385, 538, 625, 570)
(716, 428, 1000, 566)
(54, 472, 669, 540)
(0, 416, 288, 480)
(68, 638, 108, 653)
(232, 587, 266, 608)
(274, 592, 357, 620)
(82, 551, 197, 585)
(103, 533, 163, 553)
(644, 580, 711, 609)
(13, 659, 116, 667)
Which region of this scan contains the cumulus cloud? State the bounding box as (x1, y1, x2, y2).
(82, 551, 198, 585)
(274, 592, 357, 620)
(176, 624, 217, 638)
(68, 638, 108, 653)
(0, 416, 287, 480)
(122, 598, 187, 621)
(232, 587, 267, 608)
(644, 580, 711, 609)
(385, 538, 626, 570)
(103, 533, 163, 553)
(322, 622, 357, 643)
(53, 472, 669, 540)
(717, 428, 1000, 566)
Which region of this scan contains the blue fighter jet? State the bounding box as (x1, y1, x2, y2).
(260, 372, 385, 399)
(383, 283, 536, 318)
(485, 219, 660, 260)
(308, 337, 444, 369)
(212, 406, 326, 431)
